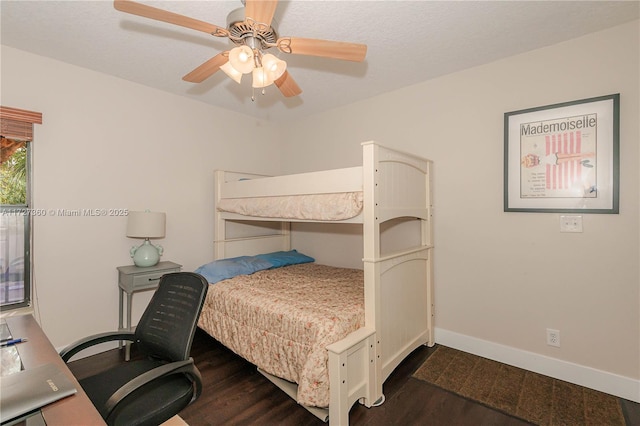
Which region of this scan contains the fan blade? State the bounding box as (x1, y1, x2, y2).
(274, 71, 302, 98)
(114, 0, 227, 36)
(245, 0, 278, 28)
(278, 37, 367, 62)
(183, 53, 229, 83)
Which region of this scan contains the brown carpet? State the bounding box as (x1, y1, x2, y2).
(413, 346, 625, 425)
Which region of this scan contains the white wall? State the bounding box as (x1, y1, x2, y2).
(1, 46, 281, 348)
(281, 21, 640, 401)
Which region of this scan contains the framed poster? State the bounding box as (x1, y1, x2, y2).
(504, 94, 619, 213)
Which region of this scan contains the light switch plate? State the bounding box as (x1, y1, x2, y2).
(560, 215, 583, 233)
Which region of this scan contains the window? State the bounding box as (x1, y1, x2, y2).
(1, 142, 30, 308)
(0, 107, 42, 311)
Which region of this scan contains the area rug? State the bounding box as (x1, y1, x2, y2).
(413, 346, 625, 425)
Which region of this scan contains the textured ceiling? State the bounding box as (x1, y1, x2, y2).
(1, 1, 638, 122)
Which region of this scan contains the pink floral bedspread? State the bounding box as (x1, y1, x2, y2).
(197, 263, 364, 407)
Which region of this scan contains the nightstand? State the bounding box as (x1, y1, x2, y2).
(117, 261, 182, 360)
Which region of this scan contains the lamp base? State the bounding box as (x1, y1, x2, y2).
(130, 239, 163, 267)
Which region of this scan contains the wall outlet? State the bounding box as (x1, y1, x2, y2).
(546, 328, 560, 347)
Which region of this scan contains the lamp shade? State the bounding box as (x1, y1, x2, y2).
(126, 211, 166, 239)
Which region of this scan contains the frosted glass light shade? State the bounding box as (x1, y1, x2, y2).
(261, 54, 286, 81)
(228, 46, 255, 74)
(126, 211, 166, 238)
(220, 61, 242, 84)
(252, 67, 273, 88)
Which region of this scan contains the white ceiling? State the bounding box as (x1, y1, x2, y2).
(2, 1, 638, 122)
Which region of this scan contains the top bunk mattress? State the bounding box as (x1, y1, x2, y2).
(217, 191, 363, 221)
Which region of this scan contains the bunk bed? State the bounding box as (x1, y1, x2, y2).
(197, 141, 434, 425)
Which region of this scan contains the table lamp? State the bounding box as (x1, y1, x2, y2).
(126, 210, 166, 267)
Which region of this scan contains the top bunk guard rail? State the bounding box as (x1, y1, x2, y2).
(219, 167, 362, 199)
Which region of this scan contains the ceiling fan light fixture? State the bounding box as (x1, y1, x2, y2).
(228, 45, 255, 74)
(113, 0, 367, 99)
(261, 53, 287, 81)
(220, 61, 243, 84)
(252, 66, 274, 88)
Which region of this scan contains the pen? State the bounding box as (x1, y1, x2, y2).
(0, 338, 28, 347)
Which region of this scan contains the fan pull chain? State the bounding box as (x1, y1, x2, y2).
(250, 87, 267, 102)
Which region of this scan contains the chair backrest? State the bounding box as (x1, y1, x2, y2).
(134, 272, 208, 362)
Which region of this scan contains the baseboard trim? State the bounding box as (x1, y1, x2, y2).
(435, 327, 640, 403)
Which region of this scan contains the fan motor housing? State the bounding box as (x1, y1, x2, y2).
(226, 7, 278, 49)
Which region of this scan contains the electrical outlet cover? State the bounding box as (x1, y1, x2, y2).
(546, 328, 560, 347)
(560, 215, 583, 233)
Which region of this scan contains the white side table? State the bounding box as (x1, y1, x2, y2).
(117, 261, 182, 360)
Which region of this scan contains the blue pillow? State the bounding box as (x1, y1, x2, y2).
(194, 256, 273, 283)
(255, 250, 315, 268)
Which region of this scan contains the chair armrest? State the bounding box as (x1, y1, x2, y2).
(60, 331, 136, 362)
(103, 358, 202, 421)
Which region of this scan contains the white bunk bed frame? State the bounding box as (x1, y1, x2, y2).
(213, 141, 434, 425)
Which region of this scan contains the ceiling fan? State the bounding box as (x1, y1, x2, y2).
(113, 0, 368, 98)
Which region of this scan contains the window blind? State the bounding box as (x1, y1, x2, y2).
(0, 106, 43, 141)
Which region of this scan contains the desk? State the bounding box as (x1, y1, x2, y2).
(4, 315, 105, 425)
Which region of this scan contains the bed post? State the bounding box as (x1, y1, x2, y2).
(425, 160, 435, 347)
(360, 141, 384, 405)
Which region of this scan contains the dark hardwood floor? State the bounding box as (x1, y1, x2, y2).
(69, 328, 640, 425)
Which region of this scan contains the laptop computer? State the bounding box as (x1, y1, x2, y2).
(1, 362, 77, 425)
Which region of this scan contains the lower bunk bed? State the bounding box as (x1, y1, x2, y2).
(198, 259, 364, 412)
(195, 249, 430, 424)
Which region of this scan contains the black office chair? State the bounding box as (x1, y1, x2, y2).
(60, 272, 209, 426)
